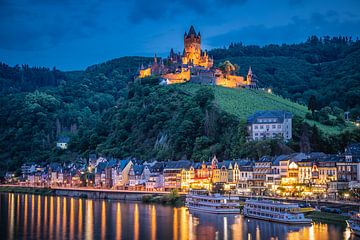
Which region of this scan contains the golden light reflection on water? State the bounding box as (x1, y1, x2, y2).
(134, 203, 139, 240)
(116, 202, 121, 240)
(101, 200, 106, 240)
(36, 195, 41, 238)
(49, 196, 54, 237)
(62, 197, 67, 239)
(44, 196, 48, 236)
(16, 194, 20, 230)
(8, 193, 14, 240)
(1, 193, 354, 240)
(79, 198, 83, 237)
(31, 195, 34, 235)
(24, 194, 28, 238)
(180, 208, 188, 240)
(70, 198, 75, 239)
(151, 205, 156, 240)
(56, 197, 60, 239)
(173, 208, 178, 240)
(85, 199, 93, 240)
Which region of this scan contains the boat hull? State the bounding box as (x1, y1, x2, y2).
(244, 213, 312, 225)
(347, 220, 360, 236)
(187, 205, 240, 214)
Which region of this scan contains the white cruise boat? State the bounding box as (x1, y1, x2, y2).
(185, 190, 241, 214)
(347, 213, 360, 236)
(243, 199, 312, 224)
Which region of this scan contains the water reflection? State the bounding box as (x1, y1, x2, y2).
(0, 193, 355, 240)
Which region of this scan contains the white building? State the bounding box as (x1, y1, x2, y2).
(56, 136, 70, 150)
(247, 110, 292, 141)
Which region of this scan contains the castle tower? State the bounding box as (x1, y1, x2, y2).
(183, 25, 201, 65)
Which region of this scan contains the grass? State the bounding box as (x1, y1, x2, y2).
(173, 83, 350, 135)
(305, 211, 349, 223)
(0, 186, 55, 195)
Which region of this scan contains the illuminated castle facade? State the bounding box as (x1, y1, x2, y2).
(182, 26, 213, 68)
(137, 26, 257, 88)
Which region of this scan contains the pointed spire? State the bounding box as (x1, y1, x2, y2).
(140, 63, 144, 70)
(154, 53, 157, 64)
(248, 66, 253, 76)
(188, 25, 196, 36)
(198, 31, 201, 37)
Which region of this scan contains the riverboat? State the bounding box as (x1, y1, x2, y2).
(243, 199, 312, 224)
(347, 213, 360, 236)
(185, 190, 241, 214)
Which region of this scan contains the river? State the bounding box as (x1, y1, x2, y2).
(0, 193, 357, 240)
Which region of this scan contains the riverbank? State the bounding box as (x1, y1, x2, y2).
(305, 211, 350, 224)
(0, 186, 55, 195)
(0, 185, 185, 204)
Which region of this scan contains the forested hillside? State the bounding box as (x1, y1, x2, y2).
(209, 36, 360, 119)
(1, 36, 360, 173)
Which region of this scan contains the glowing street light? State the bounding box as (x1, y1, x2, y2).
(267, 88, 272, 94)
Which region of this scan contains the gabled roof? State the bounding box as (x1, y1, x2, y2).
(345, 143, 360, 156)
(96, 162, 107, 173)
(132, 165, 144, 175)
(235, 159, 253, 167)
(247, 110, 292, 124)
(151, 162, 165, 173)
(164, 160, 192, 170)
(119, 159, 131, 171)
(57, 136, 70, 143)
(258, 156, 273, 162)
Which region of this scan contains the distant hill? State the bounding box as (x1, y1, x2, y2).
(209, 36, 360, 120)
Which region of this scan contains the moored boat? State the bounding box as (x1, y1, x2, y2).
(347, 213, 360, 236)
(185, 190, 241, 214)
(243, 199, 312, 224)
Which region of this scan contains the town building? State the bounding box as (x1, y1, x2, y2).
(56, 136, 70, 150)
(247, 110, 292, 141)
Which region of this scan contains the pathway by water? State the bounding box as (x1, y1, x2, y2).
(0, 193, 357, 240)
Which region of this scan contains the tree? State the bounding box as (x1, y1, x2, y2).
(308, 95, 317, 117)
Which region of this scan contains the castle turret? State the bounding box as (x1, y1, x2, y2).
(183, 25, 201, 65)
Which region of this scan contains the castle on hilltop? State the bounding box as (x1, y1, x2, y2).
(137, 26, 257, 88)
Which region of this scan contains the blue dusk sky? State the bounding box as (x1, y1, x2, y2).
(1, 0, 360, 70)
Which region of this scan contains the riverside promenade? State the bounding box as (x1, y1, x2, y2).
(1, 184, 360, 207)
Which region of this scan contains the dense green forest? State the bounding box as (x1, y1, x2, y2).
(1, 37, 360, 173)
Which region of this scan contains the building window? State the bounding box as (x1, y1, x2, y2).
(278, 125, 281, 129)
(260, 125, 264, 129)
(255, 125, 258, 129)
(272, 125, 276, 129)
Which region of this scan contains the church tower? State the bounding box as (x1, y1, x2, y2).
(247, 66, 253, 83)
(183, 25, 201, 65)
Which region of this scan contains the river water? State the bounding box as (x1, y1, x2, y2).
(0, 193, 357, 240)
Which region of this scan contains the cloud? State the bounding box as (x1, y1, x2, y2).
(127, 0, 247, 24)
(208, 11, 360, 46)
